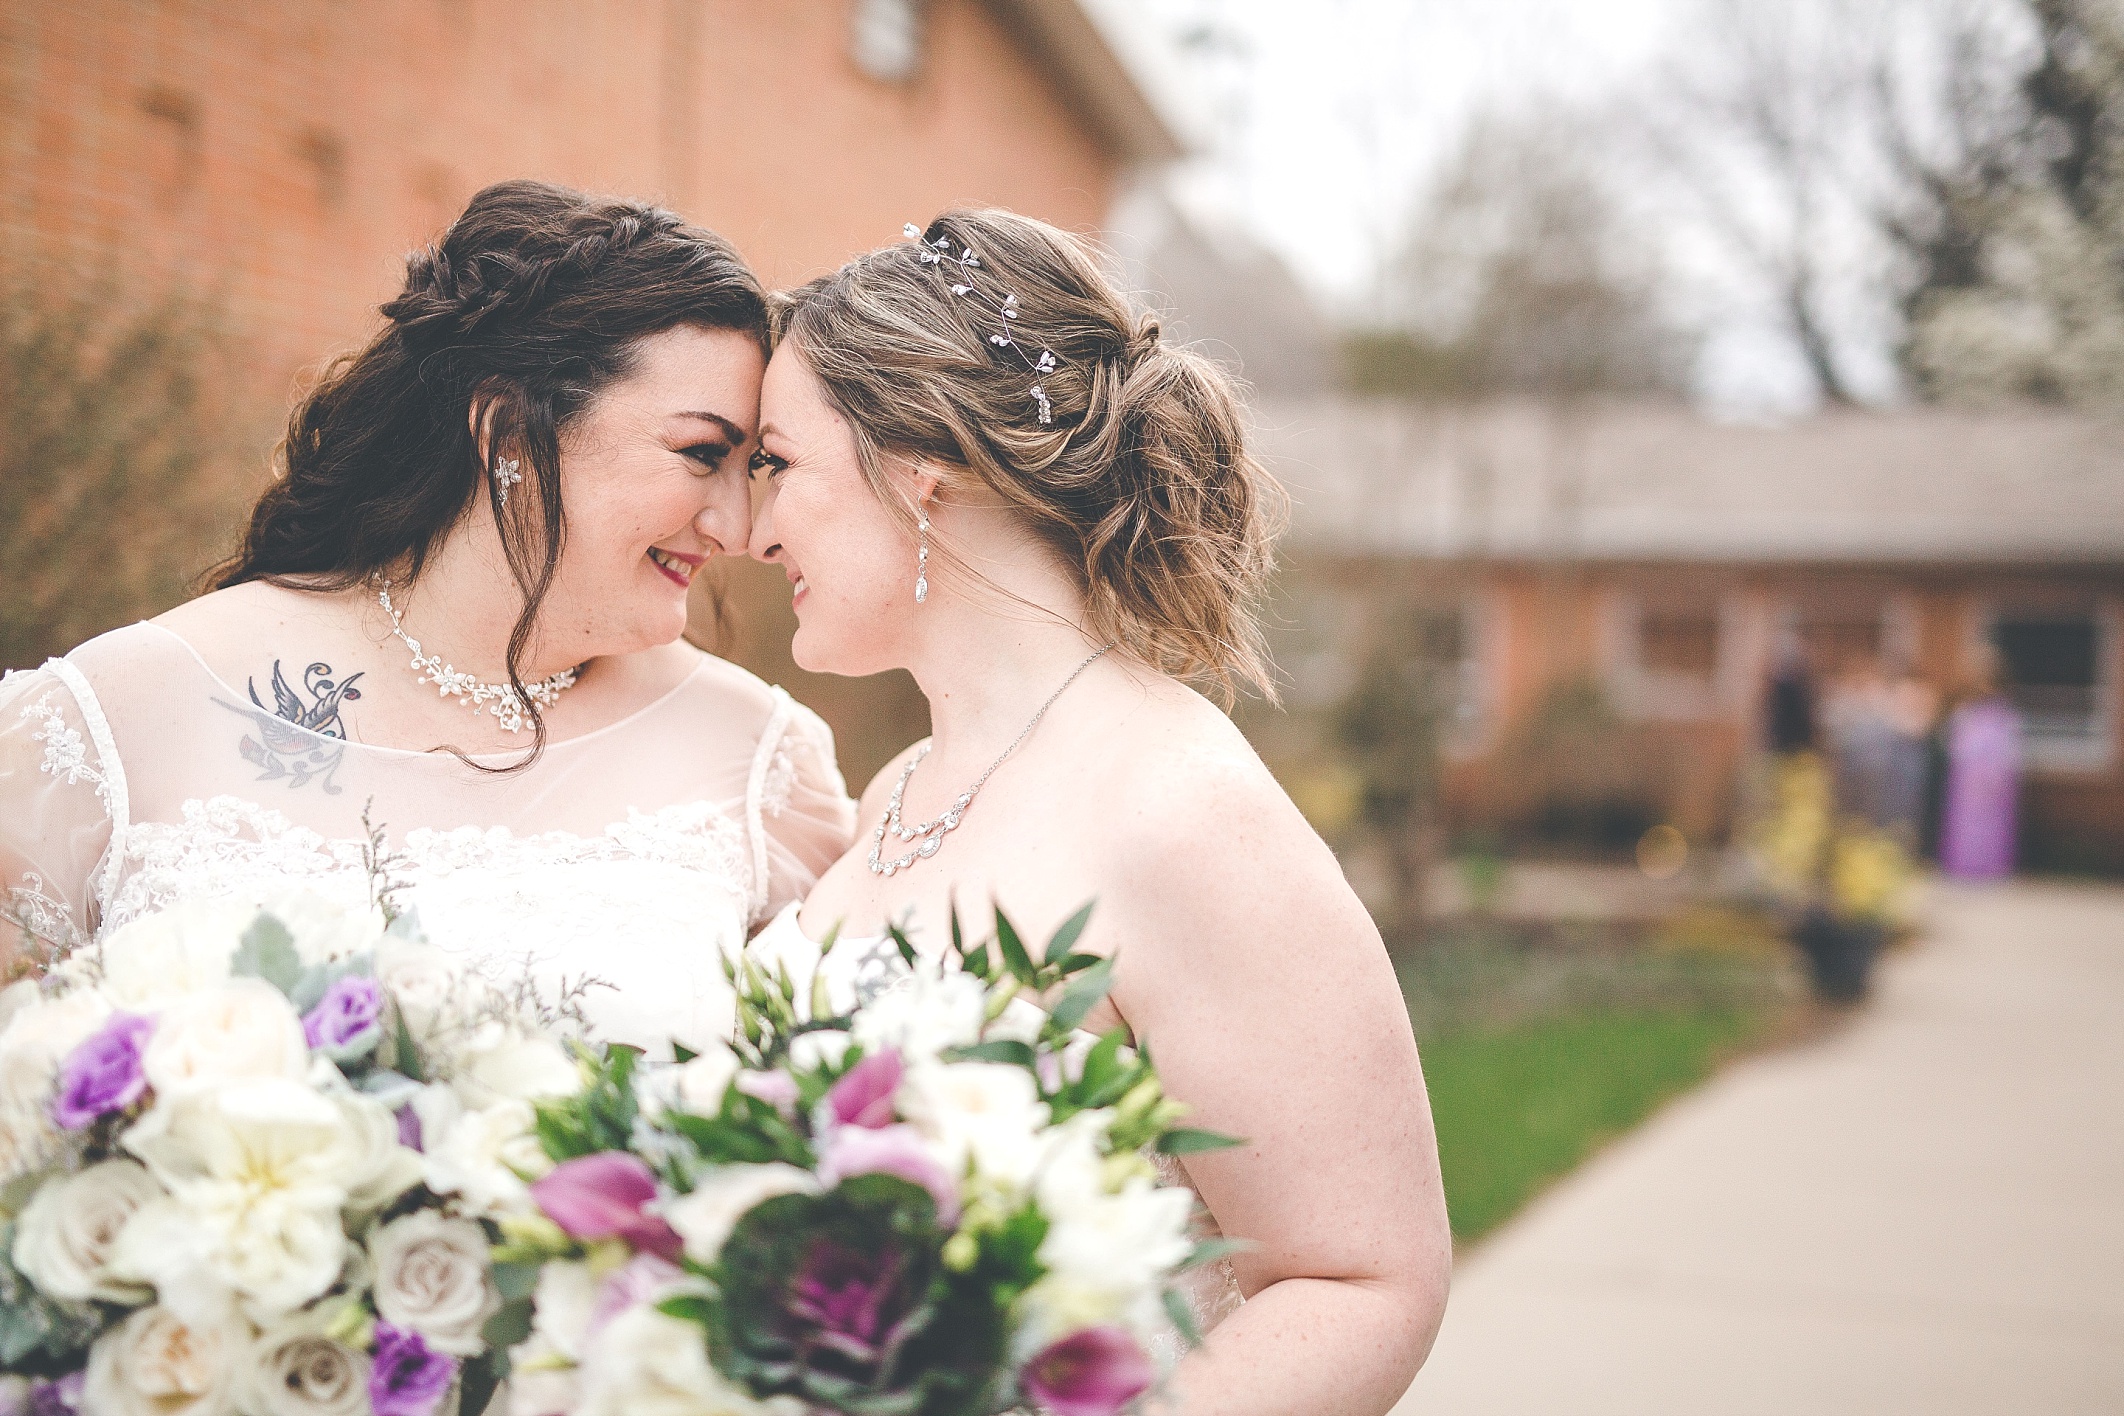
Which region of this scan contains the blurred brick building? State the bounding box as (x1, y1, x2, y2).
(0, 0, 1188, 780)
(1257, 400, 2124, 874)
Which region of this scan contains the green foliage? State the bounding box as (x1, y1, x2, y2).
(0, 1222, 105, 1370)
(0, 253, 242, 669)
(533, 1044, 640, 1161)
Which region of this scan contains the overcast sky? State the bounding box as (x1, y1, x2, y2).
(1129, 0, 1839, 412)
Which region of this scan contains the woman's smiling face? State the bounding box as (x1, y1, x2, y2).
(747, 346, 921, 677)
(538, 323, 764, 659)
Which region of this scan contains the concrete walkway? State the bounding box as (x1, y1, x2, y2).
(1395, 879, 2124, 1415)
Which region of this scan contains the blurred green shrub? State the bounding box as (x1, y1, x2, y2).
(0, 258, 239, 669)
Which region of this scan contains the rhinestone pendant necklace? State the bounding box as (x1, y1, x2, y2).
(869, 643, 1112, 876)
(375, 580, 580, 734)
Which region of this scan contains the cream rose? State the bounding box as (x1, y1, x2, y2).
(140, 979, 309, 1097)
(243, 1310, 372, 1416)
(84, 1302, 245, 1416)
(373, 937, 464, 1042)
(664, 1164, 818, 1267)
(453, 1024, 582, 1110)
(12, 1159, 162, 1303)
(95, 896, 256, 1011)
(368, 1210, 501, 1357)
(324, 1084, 423, 1212)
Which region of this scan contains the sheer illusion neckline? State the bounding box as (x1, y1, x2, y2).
(141, 621, 712, 761)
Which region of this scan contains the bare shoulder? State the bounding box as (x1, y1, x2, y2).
(152, 580, 343, 641)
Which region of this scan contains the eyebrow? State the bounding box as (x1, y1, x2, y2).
(673, 410, 748, 443)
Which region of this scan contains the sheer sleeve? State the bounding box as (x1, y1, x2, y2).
(745, 691, 856, 924)
(0, 663, 125, 963)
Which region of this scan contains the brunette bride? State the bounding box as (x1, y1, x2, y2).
(746, 211, 1451, 1413)
(0, 180, 854, 1055)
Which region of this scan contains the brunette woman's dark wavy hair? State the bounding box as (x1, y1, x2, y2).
(212, 178, 769, 757)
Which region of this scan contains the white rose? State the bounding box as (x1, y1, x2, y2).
(0, 986, 110, 1178)
(787, 1029, 852, 1074)
(368, 1210, 501, 1357)
(416, 1090, 550, 1216)
(95, 897, 256, 1010)
(664, 1164, 818, 1267)
(84, 1302, 245, 1416)
(118, 1080, 358, 1321)
(373, 937, 464, 1042)
(675, 1044, 741, 1112)
(325, 1085, 423, 1212)
(505, 1333, 581, 1416)
(848, 966, 987, 1057)
(255, 888, 386, 968)
(453, 1024, 582, 1110)
(11, 1159, 162, 1303)
(140, 979, 309, 1097)
(1019, 1174, 1193, 1349)
(898, 1061, 1049, 1189)
(577, 1302, 803, 1416)
(531, 1258, 599, 1358)
(243, 1308, 372, 1416)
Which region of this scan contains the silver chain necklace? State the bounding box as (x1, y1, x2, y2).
(374, 580, 580, 734)
(869, 644, 1113, 876)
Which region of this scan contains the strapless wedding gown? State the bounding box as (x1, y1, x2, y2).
(748, 900, 1245, 1354)
(0, 623, 854, 1054)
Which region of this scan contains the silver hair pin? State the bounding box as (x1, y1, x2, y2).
(905, 223, 1059, 424)
(494, 456, 523, 506)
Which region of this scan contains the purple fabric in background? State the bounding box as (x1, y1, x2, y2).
(1940, 697, 2022, 880)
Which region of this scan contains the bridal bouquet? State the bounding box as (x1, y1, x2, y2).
(496, 906, 1239, 1416)
(0, 887, 593, 1416)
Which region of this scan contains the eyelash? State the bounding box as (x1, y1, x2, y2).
(680, 442, 733, 474)
(749, 449, 788, 478)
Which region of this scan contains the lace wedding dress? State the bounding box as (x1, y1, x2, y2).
(748, 900, 1246, 1355)
(0, 623, 854, 1055)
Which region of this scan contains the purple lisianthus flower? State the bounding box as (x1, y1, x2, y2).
(1021, 1326, 1156, 1416)
(302, 974, 384, 1052)
(394, 1103, 423, 1152)
(49, 1013, 154, 1130)
(369, 1323, 456, 1416)
(531, 1151, 683, 1261)
(24, 1371, 85, 1416)
(825, 1049, 902, 1129)
(819, 1122, 959, 1224)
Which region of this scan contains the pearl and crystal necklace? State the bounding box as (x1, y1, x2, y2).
(374, 579, 580, 734)
(869, 643, 1112, 877)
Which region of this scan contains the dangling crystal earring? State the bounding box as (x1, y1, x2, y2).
(494, 456, 523, 507)
(914, 504, 930, 604)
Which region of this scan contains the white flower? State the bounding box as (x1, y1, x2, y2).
(242, 1308, 372, 1416)
(0, 986, 109, 1177)
(664, 1164, 818, 1267)
(676, 1043, 741, 1111)
(502, 1260, 599, 1416)
(140, 979, 309, 1097)
(787, 1029, 853, 1074)
(373, 936, 465, 1041)
(368, 1209, 501, 1357)
(1018, 1172, 1193, 1349)
(453, 1023, 582, 1110)
(84, 1301, 246, 1416)
(849, 966, 986, 1057)
(577, 1302, 803, 1416)
(256, 888, 386, 968)
(416, 1090, 550, 1216)
(897, 1061, 1049, 1189)
(117, 1079, 359, 1321)
(11, 1159, 162, 1304)
(95, 897, 256, 1011)
(323, 1083, 423, 1212)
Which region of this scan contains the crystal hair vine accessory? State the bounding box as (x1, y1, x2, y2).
(375, 579, 579, 733)
(493, 455, 523, 507)
(905, 222, 1060, 424)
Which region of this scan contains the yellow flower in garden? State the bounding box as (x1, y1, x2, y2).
(1754, 753, 1834, 894)
(1831, 829, 1910, 923)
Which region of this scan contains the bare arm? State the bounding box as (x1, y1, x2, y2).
(1109, 754, 1451, 1415)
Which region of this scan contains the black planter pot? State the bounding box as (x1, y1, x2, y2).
(1791, 909, 1885, 1002)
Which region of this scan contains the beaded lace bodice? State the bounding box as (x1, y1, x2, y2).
(0, 624, 854, 1055)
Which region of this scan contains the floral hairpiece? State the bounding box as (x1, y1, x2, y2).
(905, 222, 1059, 424)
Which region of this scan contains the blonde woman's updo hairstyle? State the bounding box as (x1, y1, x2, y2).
(775, 208, 1285, 704)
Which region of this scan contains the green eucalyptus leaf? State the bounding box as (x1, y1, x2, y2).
(231, 913, 302, 995)
(1162, 1286, 1204, 1348)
